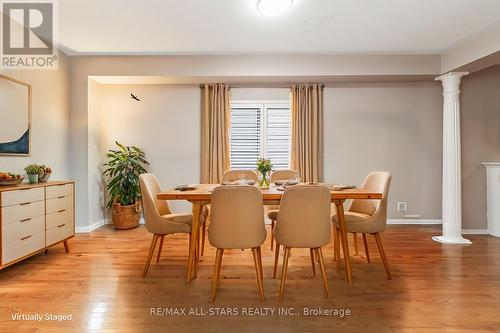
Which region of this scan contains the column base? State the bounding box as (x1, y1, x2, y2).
(432, 235, 472, 244)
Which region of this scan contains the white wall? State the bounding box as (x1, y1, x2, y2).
(94, 84, 201, 217)
(0, 54, 70, 179)
(87, 79, 106, 228)
(231, 87, 290, 101)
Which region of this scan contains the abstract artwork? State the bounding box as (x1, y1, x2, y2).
(0, 74, 31, 156)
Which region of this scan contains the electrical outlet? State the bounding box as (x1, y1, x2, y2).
(397, 201, 408, 212)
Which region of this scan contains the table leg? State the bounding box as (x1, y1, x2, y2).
(335, 200, 352, 283)
(187, 201, 201, 283)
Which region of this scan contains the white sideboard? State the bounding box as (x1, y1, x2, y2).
(483, 163, 500, 237)
(0, 181, 74, 269)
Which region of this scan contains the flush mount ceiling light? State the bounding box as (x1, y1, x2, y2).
(257, 0, 293, 16)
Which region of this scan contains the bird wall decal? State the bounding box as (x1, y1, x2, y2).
(130, 93, 141, 101)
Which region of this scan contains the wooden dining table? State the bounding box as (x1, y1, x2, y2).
(157, 184, 382, 284)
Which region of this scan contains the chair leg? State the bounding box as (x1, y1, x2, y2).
(201, 221, 207, 256)
(194, 232, 200, 278)
(188, 232, 192, 266)
(210, 248, 224, 302)
(252, 247, 265, 301)
(309, 248, 316, 277)
(196, 230, 200, 259)
(374, 233, 392, 280)
(335, 226, 341, 273)
(270, 220, 275, 250)
(273, 243, 281, 279)
(143, 234, 159, 278)
(278, 247, 291, 301)
(362, 233, 371, 263)
(333, 227, 338, 262)
(352, 233, 359, 255)
(156, 235, 165, 263)
(316, 248, 332, 299)
(257, 246, 264, 280)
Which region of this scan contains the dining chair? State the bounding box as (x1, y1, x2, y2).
(267, 169, 299, 250)
(139, 174, 206, 277)
(200, 169, 257, 256)
(222, 169, 258, 182)
(273, 185, 332, 301)
(208, 185, 267, 302)
(331, 171, 392, 280)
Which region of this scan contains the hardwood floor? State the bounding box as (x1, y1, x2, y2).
(1, 225, 499, 332)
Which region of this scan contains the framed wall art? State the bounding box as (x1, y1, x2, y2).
(0, 74, 31, 156)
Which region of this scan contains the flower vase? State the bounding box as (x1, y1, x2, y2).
(259, 171, 270, 189)
(27, 174, 38, 183)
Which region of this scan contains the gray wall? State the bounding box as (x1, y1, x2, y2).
(91, 83, 444, 222)
(461, 65, 500, 229)
(324, 83, 443, 220)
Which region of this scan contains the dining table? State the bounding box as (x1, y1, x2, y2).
(157, 183, 382, 284)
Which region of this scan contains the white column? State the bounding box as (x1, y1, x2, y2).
(433, 72, 471, 244)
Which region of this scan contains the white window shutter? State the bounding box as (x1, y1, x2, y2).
(230, 105, 261, 170)
(230, 101, 291, 170)
(264, 105, 291, 170)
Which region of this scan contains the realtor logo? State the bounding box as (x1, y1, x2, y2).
(1, 0, 58, 68)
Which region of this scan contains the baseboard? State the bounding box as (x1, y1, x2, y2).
(388, 219, 442, 225)
(79, 217, 488, 235)
(462, 229, 489, 234)
(76, 219, 106, 233)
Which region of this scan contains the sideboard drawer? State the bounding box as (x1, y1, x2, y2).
(46, 221, 73, 246)
(1, 231, 45, 265)
(1, 187, 44, 207)
(46, 207, 73, 230)
(46, 195, 73, 214)
(2, 215, 45, 245)
(1, 200, 45, 225)
(46, 184, 73, 200)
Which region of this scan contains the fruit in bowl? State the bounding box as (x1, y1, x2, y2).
(0, 172, 24, 185)
(0, 172, 21, 179)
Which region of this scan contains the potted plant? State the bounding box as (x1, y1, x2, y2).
(257, 158, 273, 189)
(103, 142, 149, 230)
(39, 165, 52, 182)
(25, 164, 42, 183)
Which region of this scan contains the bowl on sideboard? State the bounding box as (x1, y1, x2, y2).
(0, 177, 25, 186)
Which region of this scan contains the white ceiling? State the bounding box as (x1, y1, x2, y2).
(58, 0, 500, 55)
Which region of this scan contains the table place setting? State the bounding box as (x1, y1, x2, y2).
(331, 184, 357, 191)
(174, 185, 199, 191)
(274, 178, 301, 191)
(221, 179, 257, 186)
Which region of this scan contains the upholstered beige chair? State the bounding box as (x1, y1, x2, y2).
(273, 185, 332, 300)
(139, 174, 206, 277)
(208, 185, 267, 302)
(267, 169, 299, 250)
(332, 171, 392, 280)
(222, 169, 258, 182)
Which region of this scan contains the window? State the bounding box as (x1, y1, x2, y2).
(230, 101, 291, 170)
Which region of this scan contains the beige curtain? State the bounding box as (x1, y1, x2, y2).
(201, 83, 231, 184)
(291, 84, 324, 182)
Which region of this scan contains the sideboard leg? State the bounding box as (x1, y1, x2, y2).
(63, 240, 70, 253)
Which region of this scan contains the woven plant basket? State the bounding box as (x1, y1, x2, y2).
(112, 199, 141, 230)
